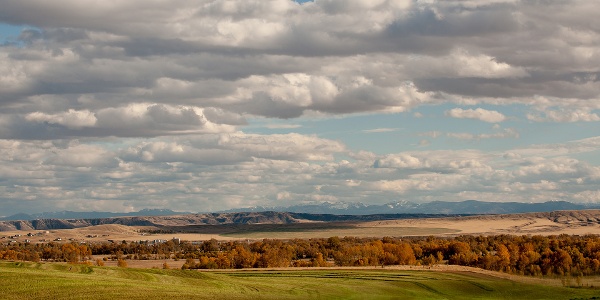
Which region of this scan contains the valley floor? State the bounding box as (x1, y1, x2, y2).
(3, 210, 600, 244)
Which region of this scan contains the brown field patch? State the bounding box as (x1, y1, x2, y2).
(3, 210, 600, 245)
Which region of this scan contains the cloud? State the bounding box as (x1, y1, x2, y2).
(45, 143, 118, 168)
(1, 0, 600, 214)
(1, 104, 238, 139)
(25, 109, 97, 129)
(264, 124, 302, 129)
(216, 133, 345, 161)
(122, 141, 248, 165)
(121, 132, 346, 164)
(527, 109, 600, 122)
(419, 131, 442, 138)
(362, 128, 400, 133)
(573, 190, 600, 203)
(418, 139, 430, 147)
(510, 157, 599, 185)
(1, 133, 600, 214)
(372, 150, 493, 175)
(446, 128, 519, 140)
(445, 108, 507, 123)
(2, 0, 599, 120)
(506, 136, 600, 158)
(202, 107, 248, 126)
(221, 75, 435, 118)
(403, 49, 529, 79)
(374, 154, 423, 169)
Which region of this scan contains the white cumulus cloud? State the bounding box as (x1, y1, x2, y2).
(445, 108, 507, 123)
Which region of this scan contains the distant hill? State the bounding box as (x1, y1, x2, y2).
(3, 200, 598, 223)
(0, 211, 467, 232)
(0, 209, 187, 221)
(3, 209, 600, 233)
(218, 200, 600, 215)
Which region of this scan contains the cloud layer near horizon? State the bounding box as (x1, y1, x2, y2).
(1, 0, 599, 214)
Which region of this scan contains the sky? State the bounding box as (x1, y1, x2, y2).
(0, 0, 599, 215)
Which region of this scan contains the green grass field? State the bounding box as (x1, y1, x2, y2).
(1, 262, 599, 300)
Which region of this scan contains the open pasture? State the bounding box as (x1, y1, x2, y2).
(1, 262, 599, 300)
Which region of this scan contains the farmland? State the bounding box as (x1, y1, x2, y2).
(4, 211, 600, 298)
(1, 261, 599, 300)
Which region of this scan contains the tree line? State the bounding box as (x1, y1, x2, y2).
(3, 234, 600, 276)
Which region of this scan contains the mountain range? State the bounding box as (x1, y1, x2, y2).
(2, 200, 599, 221)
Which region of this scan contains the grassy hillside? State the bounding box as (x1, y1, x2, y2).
(1, 262, 598, 300)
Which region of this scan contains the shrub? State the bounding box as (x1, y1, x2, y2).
(117, 259, 128, 268)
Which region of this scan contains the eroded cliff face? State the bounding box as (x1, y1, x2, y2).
(0, 211, 303, 231)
